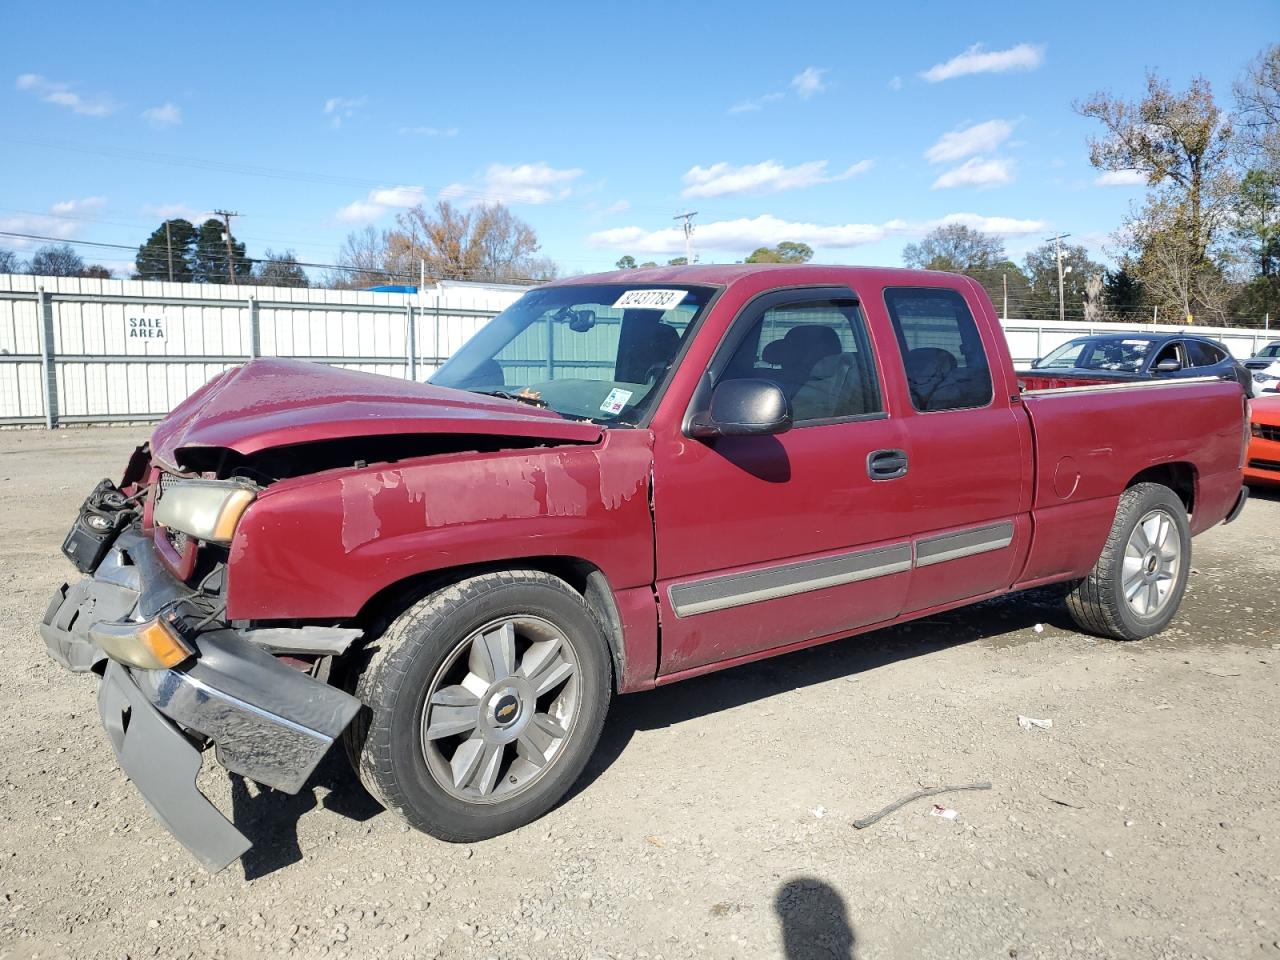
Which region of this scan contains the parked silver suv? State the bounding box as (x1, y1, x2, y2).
(1244, 341, 1280, 395)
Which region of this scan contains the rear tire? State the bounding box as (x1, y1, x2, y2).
(1065, 483, 1191, 641)
(344, 570, 612, 841)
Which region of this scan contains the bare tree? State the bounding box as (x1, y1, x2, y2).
(28, 244, 85, 277)
(1234, 44, 1280, 170)
(1077, 73, 1234, 263)
(324, 226, 405, 288)
(250, 250, 309, 287)
(0, 248, 21, 274)
(1125, 197, 1234, 324)
(392, 201, 553, 282)
(1083, 273, 1106, 322)
(902, 223, 1006, 271)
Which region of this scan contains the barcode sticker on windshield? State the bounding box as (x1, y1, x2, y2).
(600, 388, 633, 415)
(612, 289, 687, 311)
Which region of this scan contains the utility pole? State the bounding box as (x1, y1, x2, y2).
(214, 210, 241, 283)
(1002, 273, 1008, 320)
(164, 220, 175, 282)
(1047, 233, 1071, 323)
(674, 211, 698, 265)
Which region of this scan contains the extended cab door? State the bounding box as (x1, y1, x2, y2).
(650, 288, 916, 678)
(876, 284, 1033, 613)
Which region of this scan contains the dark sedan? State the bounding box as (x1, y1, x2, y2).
(1030, 333, 1251, 393)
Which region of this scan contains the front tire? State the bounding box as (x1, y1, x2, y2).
(1065, 482, 1191, 640)
(345, 570, 612, 841)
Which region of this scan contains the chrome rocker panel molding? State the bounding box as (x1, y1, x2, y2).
(668, 520, 1016, 618)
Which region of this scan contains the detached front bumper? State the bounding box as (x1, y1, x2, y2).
(40, 527, 361, 872)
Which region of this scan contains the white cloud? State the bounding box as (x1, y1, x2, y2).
(791, 67, 829, 100)
(729, 91, 786, 114)
(0, 198, 109, 250)
(142, 203, 218, 224)
(681, 159, 872, 198)
(888, 76, 902, 91)
(600, 200, 630, 216)
(51, 197, 106, 216)
(15, 73, 117, 116)
(1095, 169, 1147, 187)
(932, 157, 1014, 189)
(588, 211, 1045, 256)
(324, 96, 367, 128)
(921, 43, 1045, 83)
(925, 119, 1015, 163)
(140, 103, 181, 127)
(589, 214, 887, 255)
(398, 125, 459, 137)
(930, 212, 1045, 235)
(441, 162, 584, 205)
(335, 184, 427, 223)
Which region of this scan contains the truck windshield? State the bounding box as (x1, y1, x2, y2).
(1035, 336, 1158, 373)
(431, 283, 715, 423)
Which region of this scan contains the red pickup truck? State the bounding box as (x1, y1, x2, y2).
(41, 265, 1250, 871)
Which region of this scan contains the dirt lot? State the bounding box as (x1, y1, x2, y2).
(1, 426, 1278, 960)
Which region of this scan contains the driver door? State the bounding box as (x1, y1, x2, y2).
(650, 287, 916, 678)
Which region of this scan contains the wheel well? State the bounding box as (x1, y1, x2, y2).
(352, 558, 626, 690)
(1127, 462, 1196, 513)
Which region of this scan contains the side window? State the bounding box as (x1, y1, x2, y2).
(1152, 341, 1183, 368)
(883, 288, 993, 412)
(1186, 340, 1224, 366)
(717, 298, 883, 424)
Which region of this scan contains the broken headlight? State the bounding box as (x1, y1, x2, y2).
(154, 479, 256, 544)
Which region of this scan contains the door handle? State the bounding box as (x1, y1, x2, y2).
(867, 448, 908, 480)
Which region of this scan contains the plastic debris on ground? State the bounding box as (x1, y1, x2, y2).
(930, 805, 959, 820)
(1018, 715, 1053, 730)
(810, 805, 827, 819)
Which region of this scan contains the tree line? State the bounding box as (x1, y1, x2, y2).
(133, 218, 309, 287)
(0, 244, 113, 279)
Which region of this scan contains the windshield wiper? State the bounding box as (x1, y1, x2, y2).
(468, 389, 549, 409)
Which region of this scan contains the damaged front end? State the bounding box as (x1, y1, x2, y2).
(41, 461, 361, 872)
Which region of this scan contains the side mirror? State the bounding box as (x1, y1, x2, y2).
(688, 378, 792, 439)
(1154, 358, 1182, 373)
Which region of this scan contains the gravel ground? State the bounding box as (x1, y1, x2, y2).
(1, 426, 1278, 960)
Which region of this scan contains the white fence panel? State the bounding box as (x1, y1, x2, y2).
(0, 274, 527, 425)
(3, 270, 1275, 427)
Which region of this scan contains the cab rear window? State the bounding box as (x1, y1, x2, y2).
(883, 288, 993, 412)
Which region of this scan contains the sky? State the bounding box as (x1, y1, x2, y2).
(1, 0, 1276, 281)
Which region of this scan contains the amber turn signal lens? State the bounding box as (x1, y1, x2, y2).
(91, 616, 195, 670)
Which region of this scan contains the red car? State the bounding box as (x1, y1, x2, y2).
(1245, 395, 1280, 486)
(40, 265, 1250, 871)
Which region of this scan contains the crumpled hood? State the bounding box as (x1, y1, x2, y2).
(151, 358, 601, 467)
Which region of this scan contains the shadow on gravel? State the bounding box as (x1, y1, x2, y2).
(570, 584, 1074, 803)
(1246, 483, 1280, 503)
(775, 878, 856, 960)
(229, 750, 383, 880)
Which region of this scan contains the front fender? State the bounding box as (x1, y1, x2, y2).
(224, 430, 655, 622)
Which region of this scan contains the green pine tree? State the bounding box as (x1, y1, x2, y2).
(135, 219, 198, 281)
(193, 218, 251, 283)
